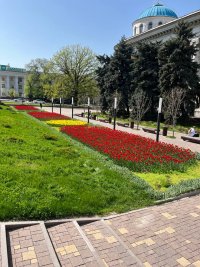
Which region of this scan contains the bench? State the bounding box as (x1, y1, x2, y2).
(99, 119, 109, 123)
(75, 113, 85, 117)
(117, 122, 129, 127)
(181, 136, 200, 144)
(142, 127, 157, 134)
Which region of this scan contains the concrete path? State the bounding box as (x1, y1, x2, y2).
(2, 195, 200, 266)
(42, 107, 200, 153)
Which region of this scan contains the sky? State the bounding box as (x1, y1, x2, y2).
(0, 0, 199, 68)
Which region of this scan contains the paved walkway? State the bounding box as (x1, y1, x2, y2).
(2, 195, 200, 266)
(43, 107, 200, 153)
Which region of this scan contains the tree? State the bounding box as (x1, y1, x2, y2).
(131, 41, 160, 120)
(25, 58, 49, 99)
(130, 89, 151, 129)
(51, 45, 99, 105)
(96, 55, 111, 112)
(97, 37, 133, 117)
(110, 37, 134, 117)
(162, 87, 186, 136)
(159, 21, 200, 118)
(8, 88, 16, 98)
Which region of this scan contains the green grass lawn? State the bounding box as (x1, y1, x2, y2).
(0, 104, 155, 220)
(135, 162, 200, 191)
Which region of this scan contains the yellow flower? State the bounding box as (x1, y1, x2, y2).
(46, 120, 87, 126)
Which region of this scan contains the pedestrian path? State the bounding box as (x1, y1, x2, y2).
(2, 195, 200, 266)
(43, 107, 200, 153)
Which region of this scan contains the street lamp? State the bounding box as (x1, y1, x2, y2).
(72, 97, 74, 118)
(87, 97, 90, 124)
(156, 97, 162, 142)
(113, 97, 117, 130)
(60, 97, 62, 115)
(51, 97, 54, 113)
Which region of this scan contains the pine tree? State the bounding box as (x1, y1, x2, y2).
(96, 55, 111, 112)
(159, 21, 200, 117)
(109, 36, 134, 117)
(131, 41, 160, 120)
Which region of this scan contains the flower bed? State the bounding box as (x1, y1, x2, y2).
(61, 125, 196, 172)
(46, 119, 87, 126)
(15, 105, 39, 110)
(28, 111, 70, 120)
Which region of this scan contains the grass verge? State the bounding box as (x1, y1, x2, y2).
(135, 162, 200, 192)
(0, 104, 155, 220)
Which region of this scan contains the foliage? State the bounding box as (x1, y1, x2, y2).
(96, 37, 133, 117)
(135, 160, 200, 191)
(25, 58, 49, 99)
(50, 45, 99, 105)
(61, 125, 196, 173)
(131, 41, 160, 120)
(8, 89, 17, 98)
(96, 55, 111, 112)
(158, 21, 200, 118)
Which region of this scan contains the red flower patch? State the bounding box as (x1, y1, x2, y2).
(28, 111, 70, 120)
(15, 105, 39, 110)
(61, 125, 196, 172)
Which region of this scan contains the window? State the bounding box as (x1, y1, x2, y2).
(18, 77, 22, 83)
(148, 22, 153, 30)
(2, 84, 5, 89)
(158, 21, 163, 26)
(139, 24, 143, 34)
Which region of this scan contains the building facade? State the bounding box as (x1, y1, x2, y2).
(0, 65, 26, 97)
(127, 3, 200, 69)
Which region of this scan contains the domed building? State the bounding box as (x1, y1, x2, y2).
(127, 2, 200, 116)
(127, 2, 200, 70)
(133, 3, 178, 36)
(127, 2, 200, 47)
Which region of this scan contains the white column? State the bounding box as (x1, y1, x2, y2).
(14, 76, 18, 95)
(6, 75, 10, 93)
(22, 77, 25, 96)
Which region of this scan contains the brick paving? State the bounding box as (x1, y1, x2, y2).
(1, 195, 200, 266)
(107, 195, 200, 267)
(48, 221, 99, 267)
(8, 224, 54, 267)
(82, 220, 141, 266)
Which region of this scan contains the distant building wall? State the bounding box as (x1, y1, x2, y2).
(0, 65, 26, 97)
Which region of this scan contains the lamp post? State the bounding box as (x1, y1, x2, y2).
(22, 93, 24, 105)
(72, 97, 74, 118)
(60, 97, 62, 115)
(113, 97, 117, 130)
(87, 97, 90, 124)
(156, 97, 162, 142)
(51, 97, 54, 113)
